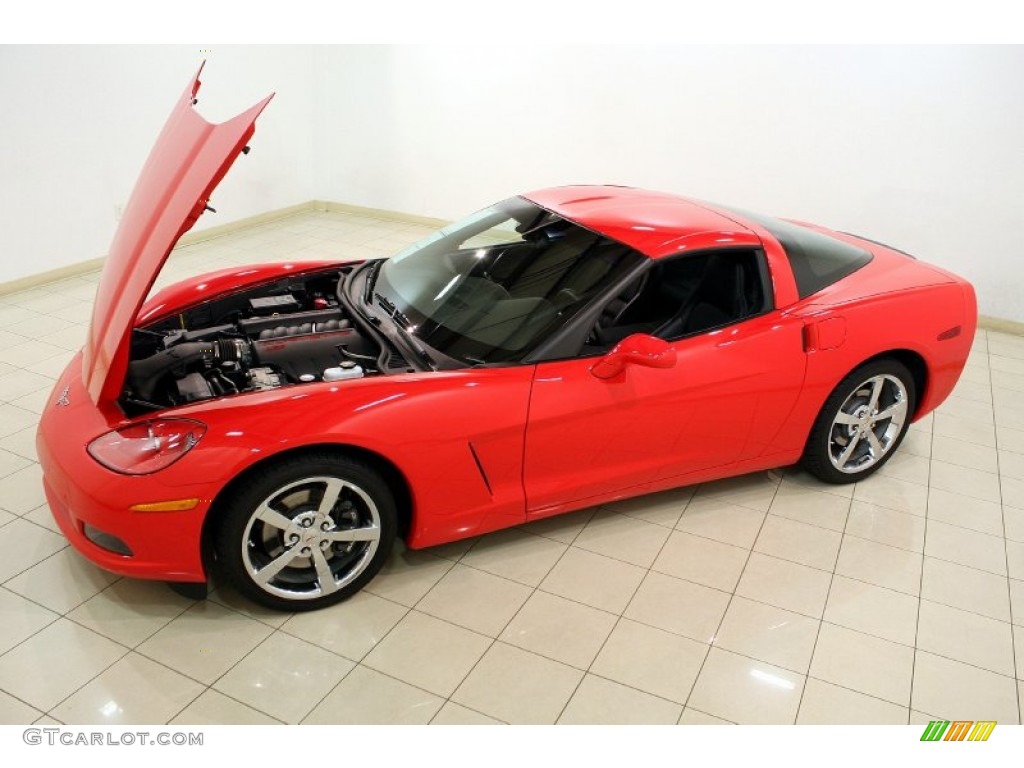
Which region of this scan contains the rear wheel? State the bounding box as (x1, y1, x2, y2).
(801, 359, 916, 484)
(214, 453, 397, 611)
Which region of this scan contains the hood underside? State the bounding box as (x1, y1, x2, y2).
(82, 64, 272, 404)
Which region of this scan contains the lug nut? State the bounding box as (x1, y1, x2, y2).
(302, 518, 313, 528)
(301, 547, 311, 556)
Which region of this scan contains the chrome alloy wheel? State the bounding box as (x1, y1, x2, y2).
(828, 374, 909, 474)
(241, 476, 382, 600)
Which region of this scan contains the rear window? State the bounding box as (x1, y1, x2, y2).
(725, 208, 872, 299)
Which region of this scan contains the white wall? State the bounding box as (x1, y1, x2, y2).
(0, 45, 316, 282)
(316, 45, 1024, 323)
(3, 45, 1022, 323)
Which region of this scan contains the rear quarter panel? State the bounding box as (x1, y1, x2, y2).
(774, 255, 976, 455)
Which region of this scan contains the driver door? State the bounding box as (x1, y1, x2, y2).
(522, 310, 807, 516)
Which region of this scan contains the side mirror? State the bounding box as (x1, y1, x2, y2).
(590, 333, 677, 380)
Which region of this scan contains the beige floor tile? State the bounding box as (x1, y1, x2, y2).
(991, 355, 1024, 376)
(1004, 476, 1024, 512)
(624, 571, 729, 643)
(1001, 449, 1024, 482)
(846, 501, 925, 552)
(912, 651, 1020, 724)
(688, 647, 804, 724)
(500, 590, 616, 669)
(364, 545, 454, 607)
(780, 469, 854, 499)
(460, 528, 566, 586)
(934, 411, 996, 448)
(573, 510, 671, 568)
(604, 486, 694, 528)
(0, 405, 38, 440)
(205, 586, 293, 629)
(937, 396, 995, 425)
(0, 520, 65, 583)
(362, 610, 489, 697)
(917, 600, 1015, 677)
(0, 689, 41, 724)
(713, 596, 819, 673)
(1006, 540, 1024, 582)
(304, 665, 442, 724)
(540, 547, 646, 614)
(430, 701, 502, 725)
(810, 623, 914, 705)
(1011, 579, 1024, 627)
(21, 504, 60, 534)
(591, 619, 707, 704)
(0, 448, 31, 480)
(932, 435, 999, 473)
(900, 427, 933, 459)
(696, 472, 780, 512)
(876, 451, 930, 487)
(925, 519, 1006, 576)
(5, 548, 119, 614)
(679, 707, 735, 724)
(136, 602, 273, 685)
(67, 580, 194, 648)
(927, 488, 1004, 537)
(652, 531, 748, 592)
(558, 674, 681, 724)
(0, 427, 39, 461)
(835, 535, 922, 596)
(998, 426, 1024, 455)
(425, 536, 479, 562)
(929, 460, 1001, 504)
(796, 678, 908, 724)
(0, 464, 46, 515)
(853, 474, 929, 517)
(675, 497, 766, 548)
(0, 619, 125, 710)
(768, 485, 850, 532)
(452, 642, 583, 724)
(281, 591, 406, 662)
(1005, 506, 1024, 544)
(52, 653, 204, 725)
(753, 515, 842, 571)
(520, 509, 594, 544)
(735, 552, 832, 618)
(0, 368, 55, 400)
(0, 587, 58, 655)
(0, 509, 14, 528)
(824, 575, 919, 646)
(170, 689, 281, 725)
(214, 632, 354, 723)
(920, 556, 1011, 623)
(416, 563, 531, 637)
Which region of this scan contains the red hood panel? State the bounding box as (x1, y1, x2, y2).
(82, 65, 272, 404)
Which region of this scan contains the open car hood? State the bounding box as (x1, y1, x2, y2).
(82, 64, 273, 404)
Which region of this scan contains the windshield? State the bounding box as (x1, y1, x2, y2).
(374, 197, 645, 364)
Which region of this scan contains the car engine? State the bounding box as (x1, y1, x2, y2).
(123, 269, 393, 412)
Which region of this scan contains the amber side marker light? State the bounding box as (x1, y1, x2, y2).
(937, 325, 962, 341)
(130, 499, 200, 512)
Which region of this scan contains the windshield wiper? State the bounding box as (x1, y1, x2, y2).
(374, 293, 436, 370)
(363, 261, 382, 305)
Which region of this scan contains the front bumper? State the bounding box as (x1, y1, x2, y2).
(36, 353, 215, 583)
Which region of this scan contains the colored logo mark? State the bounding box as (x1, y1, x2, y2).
(920, 720, 996, 742)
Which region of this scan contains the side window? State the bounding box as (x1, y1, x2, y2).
(585, 250, 769, 352)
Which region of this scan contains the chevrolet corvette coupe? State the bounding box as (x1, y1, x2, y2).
(37, 68, 977, 610)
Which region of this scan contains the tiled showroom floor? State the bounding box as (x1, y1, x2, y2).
(0, 208, 1023, 726)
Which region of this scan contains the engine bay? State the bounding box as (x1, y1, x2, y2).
(123, 268, 401, 413)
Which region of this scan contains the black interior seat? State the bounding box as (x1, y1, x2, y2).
(657, 254, 751, 339)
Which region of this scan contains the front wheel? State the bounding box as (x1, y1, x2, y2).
(801, 359, 916, 484)
(214, 453, 397, 611)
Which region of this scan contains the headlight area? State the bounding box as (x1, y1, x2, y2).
(86, 418, 207, 475)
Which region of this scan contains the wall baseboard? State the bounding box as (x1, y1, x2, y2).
(4, 199, 1023, 339)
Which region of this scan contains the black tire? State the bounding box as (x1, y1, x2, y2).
(801, 358, 916, 485)
(214, 452, 397, 611)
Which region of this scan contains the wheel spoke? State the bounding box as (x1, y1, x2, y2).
(867, 377, 884, 411)
(873, 402, 906, 422)
(834, 412, 860, 426)
(254, 503, 293, 532)
(318, 478, 345, 516)
(836, 433, 861, 469)
(325, 524, 380, 543)
(254, 546, 300, 585)
(311, 547, 339, 595)
(866, 430, 885, 457)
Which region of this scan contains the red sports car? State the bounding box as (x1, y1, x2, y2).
(37, 68, 977, 611)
